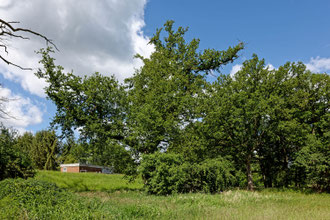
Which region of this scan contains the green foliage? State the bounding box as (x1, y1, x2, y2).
(14, 129, 60, 170)
(140, 153, 237, 195)
(126, 20, 244, 154)
(203, 55, 330, 190)
(35, 47, 126, 143)
(34, 130, 59, 170)
(101, 139, 136, 173)
(35, 47, 132, 171)
(293, 135, 329, 192)
(0, 124, 35, 180)
(60, 139, 91, 164)
(140, 153, 183, 195)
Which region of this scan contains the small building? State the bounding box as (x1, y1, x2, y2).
(60, 163, 113, 174)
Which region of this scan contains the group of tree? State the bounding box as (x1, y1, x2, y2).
(1, 20, 329, 193)
(0, 125, 59, 180)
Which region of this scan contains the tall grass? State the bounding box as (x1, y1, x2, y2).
(80, 190, 330, 219)
(1, 171, 329, 219)
(0, 178, 106, 219)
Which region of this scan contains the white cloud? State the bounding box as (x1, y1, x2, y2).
(305, 57, 330, 73)
(0, 0, 153, 97)
(0, 87, 44, 133)
(266, 64, 275, 70)
(230, 57, 330, 78)
(229, 64, 242, 77)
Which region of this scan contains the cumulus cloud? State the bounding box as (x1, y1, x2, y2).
(229, 57, 330, 78)
(229, 64, 242, 77)
(266, 64, 275, 70)
(305, 57, 330, 73)
(0, 0, 153, 97)
(0, 87, 44, 133)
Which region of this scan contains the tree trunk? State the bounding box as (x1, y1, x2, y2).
(260, 162, 272, 188)
(247, 153, 254, 191)
(265, 176, 272, 188)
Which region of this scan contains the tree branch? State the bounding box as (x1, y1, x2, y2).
(0, 54, 32, 70)
(0, 18, 58, 50)
(0, 18, 58, 70)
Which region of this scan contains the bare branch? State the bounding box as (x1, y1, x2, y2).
(0, 95, 18, 120)
(0, 54, 32, 70)
(0, 44, 8, 54)
(1, 31, 30, 40)
(0, 18, 58, 50)
(0, 18, 58, 70)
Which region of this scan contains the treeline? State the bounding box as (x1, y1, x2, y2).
(1, 21, 328, 193)
(0, 124, 129, 179)
(0, 126, 59, 180)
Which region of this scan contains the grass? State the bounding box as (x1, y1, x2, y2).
(1, 171, 329, 219)
(35, 170, 143, 192)
(78, 190, 330, 220)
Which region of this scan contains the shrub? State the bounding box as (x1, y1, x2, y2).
(140, 153, 237, 195)
(140, 153, 183, 195)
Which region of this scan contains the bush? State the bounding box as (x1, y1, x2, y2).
(140, 153, 183, 195)
(140, 153, 237, 195)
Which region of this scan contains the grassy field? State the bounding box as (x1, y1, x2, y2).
(79, 190, 330, 220)
(35, 170, 143, 192)
(1, 171, 329, 219)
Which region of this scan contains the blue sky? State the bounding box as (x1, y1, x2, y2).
(0, 0, 329, 133)
(144, 0, 330, 65)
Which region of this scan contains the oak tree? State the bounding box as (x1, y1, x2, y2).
(126, 20, 244, 154)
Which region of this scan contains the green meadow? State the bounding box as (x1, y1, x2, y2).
(35, 170, 143, 192)
(0, 171, 329, 219)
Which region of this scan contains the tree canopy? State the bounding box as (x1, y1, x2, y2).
(125, 20, 244, 154)
(35, 48, 131, 172)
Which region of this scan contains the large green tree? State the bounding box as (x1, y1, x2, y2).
(203, 55, 275, 190)
(126, 20, 244, 155)
(35, 48, 132, 170)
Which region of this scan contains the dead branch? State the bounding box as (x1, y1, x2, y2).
(0, 18, 58, 70)
(0, 95, 18, 119)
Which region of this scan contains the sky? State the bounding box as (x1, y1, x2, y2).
(0, 0, 329, 134)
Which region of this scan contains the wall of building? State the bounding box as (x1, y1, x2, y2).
(61, 166, 80, 173)
(79, 166, 102, 173)
(60, 165, 108, 173)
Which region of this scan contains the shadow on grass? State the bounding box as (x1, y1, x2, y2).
(61, 179, 90, 192)
(59, 179, 143, 193)
(104, 187, 144, 193)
